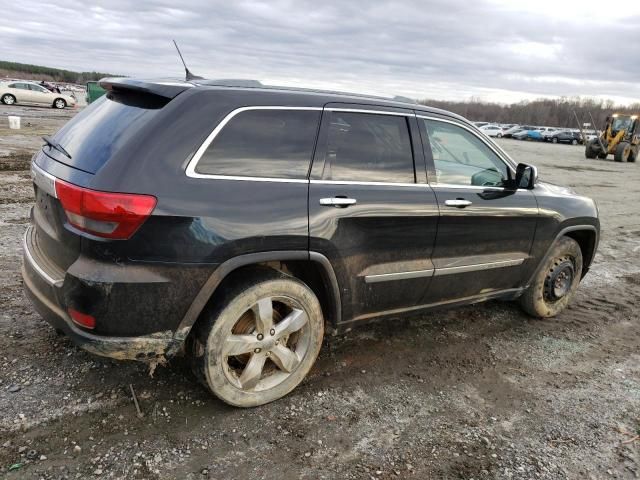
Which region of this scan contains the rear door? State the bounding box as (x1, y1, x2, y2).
(309, 104, 439, 325)
(9, 83, 32, 103)
(418, 114, 538, 304)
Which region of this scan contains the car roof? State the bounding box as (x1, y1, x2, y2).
(101, 77, 471, 124)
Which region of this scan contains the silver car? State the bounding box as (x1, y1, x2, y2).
(0, 81, 76, 109)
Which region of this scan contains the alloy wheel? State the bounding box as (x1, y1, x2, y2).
(222, 296, 311, 392)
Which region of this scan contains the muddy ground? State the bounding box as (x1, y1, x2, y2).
(0, 105, 639, 480)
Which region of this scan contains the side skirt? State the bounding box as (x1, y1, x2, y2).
(335, 287, 524, 332)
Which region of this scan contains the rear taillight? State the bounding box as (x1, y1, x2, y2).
(54, 179, 156, 240)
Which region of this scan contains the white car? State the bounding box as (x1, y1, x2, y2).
(479, 124, 504, 137)
(0, 81, 76, 109)
(536, 127, 559, 138)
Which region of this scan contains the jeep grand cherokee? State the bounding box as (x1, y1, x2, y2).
(22, 78, 599, 406)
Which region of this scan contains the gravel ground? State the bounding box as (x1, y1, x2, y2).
(0, 105, 639, 479)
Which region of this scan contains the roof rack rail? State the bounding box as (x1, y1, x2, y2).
(195, 79, 263, 87)
(392, 95, 417, 104)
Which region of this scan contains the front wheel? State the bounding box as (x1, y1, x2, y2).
(552, 137, 558, 143)
(53, 98, 66, 109)
(496, 133, 502, 138)
(571, 139, 578, 145)
(519, 237, 583, 318)
(191, 270, 324, 407)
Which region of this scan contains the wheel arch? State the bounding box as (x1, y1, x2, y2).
(172, 251, 341, 349)
(564, 228, 598, 273)
(526, 224, 599, 289)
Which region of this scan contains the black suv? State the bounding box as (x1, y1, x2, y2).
(23, 78, 599, 406)
(547, 130, 582, 145)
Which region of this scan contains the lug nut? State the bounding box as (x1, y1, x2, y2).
(270, 329, 276, 336)
(266, 351, 271, 356)
(254, 348, 261, 353)
(257, 333, 264, 340)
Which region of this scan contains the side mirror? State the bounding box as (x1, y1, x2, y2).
(514, 163, 537, 189)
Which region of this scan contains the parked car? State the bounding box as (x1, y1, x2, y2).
(473, 121, 489, 128)
(581, 130, 600, 143)
(512, 129, 531, 140)
(23, 78, 599, 407)
(546, 130, 582, 145)
(0, 81, 76, 109)
(503, 125, 534, 138)
(479, 124, 504, 137)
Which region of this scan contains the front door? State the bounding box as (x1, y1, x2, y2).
(28, 84, 53, 105)
(418, 115, 539, 304)
(309, 105, 439, 325)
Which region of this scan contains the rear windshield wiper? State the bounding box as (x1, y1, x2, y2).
(42, 136, 72, 160)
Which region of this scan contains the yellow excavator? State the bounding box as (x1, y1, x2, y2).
(585, 113, 639, 162)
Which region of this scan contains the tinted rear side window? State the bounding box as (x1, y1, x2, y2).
(322, 112, 415, 183)
(196, 109, 321, 179)
(48, 95, 164, 174)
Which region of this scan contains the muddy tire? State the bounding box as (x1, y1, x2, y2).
(1, 94, 16, 105)
(585, 141, 598, 159)
(190, 269, 324, 407)
(519, 237, 583, 318)
(53, 98, 66, 109)
(614, 142, 630, 162)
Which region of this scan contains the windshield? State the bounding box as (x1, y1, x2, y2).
(611, 116, 633, 133)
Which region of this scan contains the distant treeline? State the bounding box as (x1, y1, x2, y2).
(418, 97, 640, 129)
(0, 60, 119, 84)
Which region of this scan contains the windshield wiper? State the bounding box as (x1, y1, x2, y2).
(42, 136, 72, 160)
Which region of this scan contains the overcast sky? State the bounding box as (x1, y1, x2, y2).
(3, 0, 640, 104)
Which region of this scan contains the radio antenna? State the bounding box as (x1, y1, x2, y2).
(173, 40, 203, 81)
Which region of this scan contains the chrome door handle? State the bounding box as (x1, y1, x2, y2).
(444, 199, 472, 208)
(319, 197, 357, 207)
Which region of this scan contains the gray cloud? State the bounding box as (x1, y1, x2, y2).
(2, 0, 640, 103)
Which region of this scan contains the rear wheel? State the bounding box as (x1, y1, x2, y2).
(519, 237, 583, 318)
(1, 94, 15, 105)
(190, 270, 324, 407)
(614, 142, 631, 162)
(571, 139, 578, 145)
(53, 98, 66, 109)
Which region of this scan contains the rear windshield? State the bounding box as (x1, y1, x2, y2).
(46, 94, 164, 174)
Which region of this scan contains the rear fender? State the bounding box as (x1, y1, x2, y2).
(172, 251, 341, 349)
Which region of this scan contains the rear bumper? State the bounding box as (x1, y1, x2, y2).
(21, 227, 187, 361)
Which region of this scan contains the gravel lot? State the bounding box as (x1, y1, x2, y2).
(0, 105, 639, 479)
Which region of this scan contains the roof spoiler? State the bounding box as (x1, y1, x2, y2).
(99, 78, 192, 99)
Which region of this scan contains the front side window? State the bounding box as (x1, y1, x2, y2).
(197, 109, 320, 179)
(28, 84, 48, 93)
(323, 112, 415, 183)
(422, 119, 510, 187)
